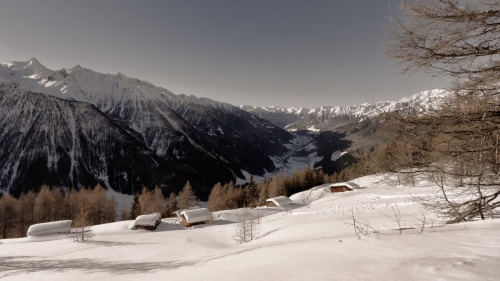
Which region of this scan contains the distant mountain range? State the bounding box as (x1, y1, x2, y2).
(0, 57, 449, 198)
(241, 89, 448, 130)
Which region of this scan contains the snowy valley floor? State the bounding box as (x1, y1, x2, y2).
(1, 174, 499, 280)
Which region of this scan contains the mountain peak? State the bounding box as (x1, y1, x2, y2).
(26, 57, 48, 71)
(29, 57, 40, 64)
(116, 72, 128, 78)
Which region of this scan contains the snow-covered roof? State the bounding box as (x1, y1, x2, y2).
(27, 220, 72, 237)
(180, 208, 212, 224)
(134, 213, 161, 226)
(172, 209, 186, 217)
(172, 206, 199, 217)
(329, 182, 361, 190)
(266, 196, 293, 207)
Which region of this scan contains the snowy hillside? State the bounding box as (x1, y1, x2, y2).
(1, 173, 498, 280)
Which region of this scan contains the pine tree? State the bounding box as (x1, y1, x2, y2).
(208, 182, 226, 211)
(167, 192, 177, 216)
(0, 195, 18, 239)
(138, 186, 154, 214)
(19, 191, 36, 237)
(246, 176, 259, 208)
(90, 184, 109, 224)
(129, 193, 141, 220)
(49, 188, 63, 221)
(178, 181, 195, 210)
(151, 186, 167, 217)
(35, 185, 54, 223)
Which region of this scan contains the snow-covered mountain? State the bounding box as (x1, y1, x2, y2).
(239, 105, 309, 127)
(241, 89, 449, 130)
(0, 58, 292, 198)
(0, 82, 186, 197)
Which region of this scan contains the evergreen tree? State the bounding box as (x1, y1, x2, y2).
(129, 193, 141, 220)
(246, 175, 259, 208)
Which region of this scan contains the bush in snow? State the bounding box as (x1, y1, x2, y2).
(68, 206, 94, 242)
(232, 210, 262, 244)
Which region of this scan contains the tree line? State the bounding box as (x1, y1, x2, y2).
(207, 167, 361, 212)
(0, 184, 116, 239)
(127, 168, 353, 216)
(128, 180, 199, 220)
(1, 165, 360, 239)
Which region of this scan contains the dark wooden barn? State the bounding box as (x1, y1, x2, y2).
(329, 182, 360, 193)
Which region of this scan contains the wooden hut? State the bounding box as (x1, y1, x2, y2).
(27, 220, 72, 237)
(266, 196, 293, 207)
(329, 182, 360, 193)
(180, 208, 212, 227)
(134, 213, 162, 230)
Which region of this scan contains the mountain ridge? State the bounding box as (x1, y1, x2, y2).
(241, 89, 449, 130)
(0, 58, 292, 198)
(0, 57, 451, 198)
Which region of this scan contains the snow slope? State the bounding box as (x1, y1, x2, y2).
(1, 173, 498, 280)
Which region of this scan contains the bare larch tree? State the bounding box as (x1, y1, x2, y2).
(385, 0, 500, 223)
(387, 0, 500, 93)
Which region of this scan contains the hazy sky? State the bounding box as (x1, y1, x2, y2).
(0, 0, 447, 108)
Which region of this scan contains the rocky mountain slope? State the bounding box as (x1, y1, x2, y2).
(0, 82, 186, 197)
(0, 58, 292, 198)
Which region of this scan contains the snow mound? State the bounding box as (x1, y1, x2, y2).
(27, 220, 72, 237)
(289, 184, 330, 204)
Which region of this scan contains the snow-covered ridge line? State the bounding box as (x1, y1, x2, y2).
(0, 57, 237, 111)
(240, 105, 309, 116)
(242, 89, 449, 120)
(0, 58, 292, 195)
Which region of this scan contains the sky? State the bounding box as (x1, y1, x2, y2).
(0, 0, 447, 108)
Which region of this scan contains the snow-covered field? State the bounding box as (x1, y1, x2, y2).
(1, 174, 499, 280)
